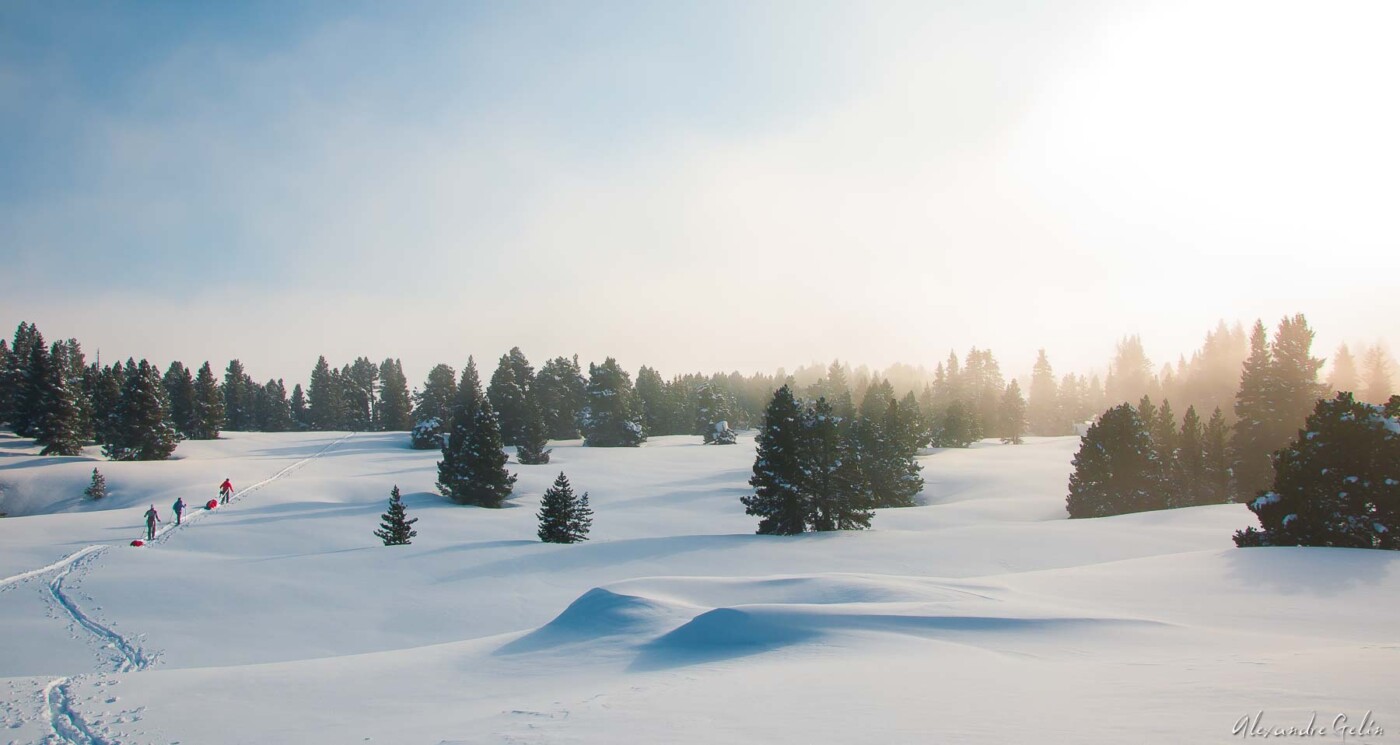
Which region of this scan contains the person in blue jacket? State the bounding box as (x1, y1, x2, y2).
(173, 497, 186, 526)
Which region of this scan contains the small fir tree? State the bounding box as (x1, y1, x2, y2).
(84, 468, 107, 500)
(536, 472, 592, 543)
(373, 485, 418, 546)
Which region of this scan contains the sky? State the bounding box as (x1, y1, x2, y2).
(2, 0, 1397, 387)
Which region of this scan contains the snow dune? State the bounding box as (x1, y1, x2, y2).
(0, 430, 1395, 744)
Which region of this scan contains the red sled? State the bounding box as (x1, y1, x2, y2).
(130, 539, 145, 547)
(206, 499, 219, 510)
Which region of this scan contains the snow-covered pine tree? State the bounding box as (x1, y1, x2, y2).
(33, 342, 84, 456)
(437, 358, 517, 507)
(534, 356, 587, 440)
(189, 361, 225, 440)
(84, 468, 106, 500)
(373, 485, 418, 546)
(742, 385, 808, 535)
(580, 357, 645, 447)
(307, 356, 343, 431)
(1066, 403, 1159, 518)
(999, 379, 1027, 444)
(375, 358, 413, 431)
(410, 363, 457, 449)
(635, 366, 671, 436)
(536, 472, 592, 543)
(694, 384, 735, 444)
(487, 350, 530, 445)
(103, 360, 179, 461)
(1235, 393, 1400, 549)
(515, 395, 552, 465)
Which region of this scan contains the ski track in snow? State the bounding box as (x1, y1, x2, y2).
(18, 432, 358, 743)
(43, 677, 115, 745)
(49, 551, 153, 674)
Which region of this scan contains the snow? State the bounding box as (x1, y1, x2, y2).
(0, 430, 1396, 744)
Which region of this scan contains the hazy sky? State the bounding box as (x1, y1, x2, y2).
(2, 0, 1397, 387)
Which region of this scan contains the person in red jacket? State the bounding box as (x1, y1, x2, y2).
(144, 504, 161, 540)
(219, 478, 234, 504)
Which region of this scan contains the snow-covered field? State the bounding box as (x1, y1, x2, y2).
(0, 430, 1395, 744)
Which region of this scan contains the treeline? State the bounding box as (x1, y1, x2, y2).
(1067, 313, 1398, 524)
(409, 348, 772, 451)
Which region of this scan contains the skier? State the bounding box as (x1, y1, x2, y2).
(173, 497, 185, 525)
(144, 504, 161, 541)
(219, 478, 234, 504)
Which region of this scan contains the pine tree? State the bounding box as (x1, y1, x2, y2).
(741, 385, 808, 535)
(932, 400, 981, 447)
(33, 342, 84, 456)
(163, 362, 197, 437)
(437, 358, 517, 507)
(803, 397, 872, 531)
(635, 365, 672, 436)
(1328, 344, 1359, 395)
(13, 326, 47, 437)
(1235, 393, 1400, 549)
(189, 362, 225, 440)
(373, 485, 418, 546)
(258, 379, 294, 432)
(289, 383, 309, 430)
(84, 468, 107, 500)
(859, 397, 923, 509)
(487, 349, 531, 445)
(1106, 335, 1155, 406)
(581, 357, 645, 447)
(999, 380, 1027, 444)
(87, 363, 126, 444)
(1361, 345, 1394, 404)
(376, 359, 413, 431)
(0, 337, 15, 428)
(1066, 403, 1159, 518)
(536, 472, 592, 543)
(103, 360, 179, 461)
(1027, 349, 1065, 435)
(343, 357, 379, 431)
(1231, 321, 1276, 500)
(1202, 407, 1231, 504)
(411, 363, 457, 449)
(534, 356, 587, 440)
(515, 395, 552, 465)
(1175, 406, 1206, 507)
(694, 384, 736, 444)
(307, 356, 345, 431)
(223, 360, 253, 431)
